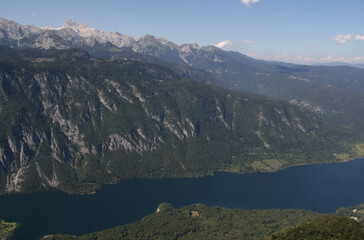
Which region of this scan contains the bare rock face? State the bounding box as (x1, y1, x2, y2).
(0, 17, 41, 40)
(0, 17, 135, 49)
(56, 19, 136, 48)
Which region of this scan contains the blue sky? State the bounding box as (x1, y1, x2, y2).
(1, 0, 364, 64)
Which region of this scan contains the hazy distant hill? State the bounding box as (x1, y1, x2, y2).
(312, 62, 364, 69)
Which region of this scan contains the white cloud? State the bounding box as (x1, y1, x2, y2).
(352, 56, 364, 62)
(330, 33, 364, 43)
(245, 52, 271, 60)
(241, 0, 260, 7)
(272, 54, 314, 63)
(245, 52, 364, 64)
(320, 55, 348, 63)
(330, 34, 354, 44)
(355, 35, 364, 41)
(321, 55, 334, 62)
(244, 51, 364, 64)
(215, 40, 233, 49)
(241, 40, 254, 45)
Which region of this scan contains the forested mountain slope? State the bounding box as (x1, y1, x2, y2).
(0, 46, 357, 194)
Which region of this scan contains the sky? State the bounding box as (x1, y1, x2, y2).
(1, 0, 364, 64)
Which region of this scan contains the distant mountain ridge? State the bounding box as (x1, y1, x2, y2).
(0, 17, 233, 82)
(0, 17, 221, 64)
(41, 19, 136, 48)
(0, 17, 272, 73)
(312, 62, 364, 69)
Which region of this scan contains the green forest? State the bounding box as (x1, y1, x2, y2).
(40, 203, 364, 240)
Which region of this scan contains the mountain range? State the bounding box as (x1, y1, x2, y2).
(2, 17, 364, 135)
(0, 17, 364, 193)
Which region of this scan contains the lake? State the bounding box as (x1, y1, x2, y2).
(2, 159, 364, 240)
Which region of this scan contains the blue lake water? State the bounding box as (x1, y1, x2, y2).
(1, 158, 364, 240)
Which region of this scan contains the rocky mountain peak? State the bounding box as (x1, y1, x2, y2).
(180, 43, 200, 52)
(0, 17, 41, 39)
(201, 45, 221, 53)
(66, 19, 136, 47)
(135, 34, 179, 50)
(135, 34, 159, 42)
(62, 19, 89, 30)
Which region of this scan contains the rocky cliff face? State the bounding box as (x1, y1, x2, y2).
(0, 46, 346, 194)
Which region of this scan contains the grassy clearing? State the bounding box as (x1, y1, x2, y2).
(334, 142, 364, 162)
(251, 159, 285, 172)
(334, 153, 350, 161)
(354, 143, 364, 157)
(357, 209, 364, 215)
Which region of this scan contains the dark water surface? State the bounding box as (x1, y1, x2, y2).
(2, 159, 364, 240)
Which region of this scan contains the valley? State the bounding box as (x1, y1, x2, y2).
(0, 158, 364, 240)
(0, 14, 364, 240)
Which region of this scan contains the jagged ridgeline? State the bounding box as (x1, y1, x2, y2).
(0, 47, 352, 194)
